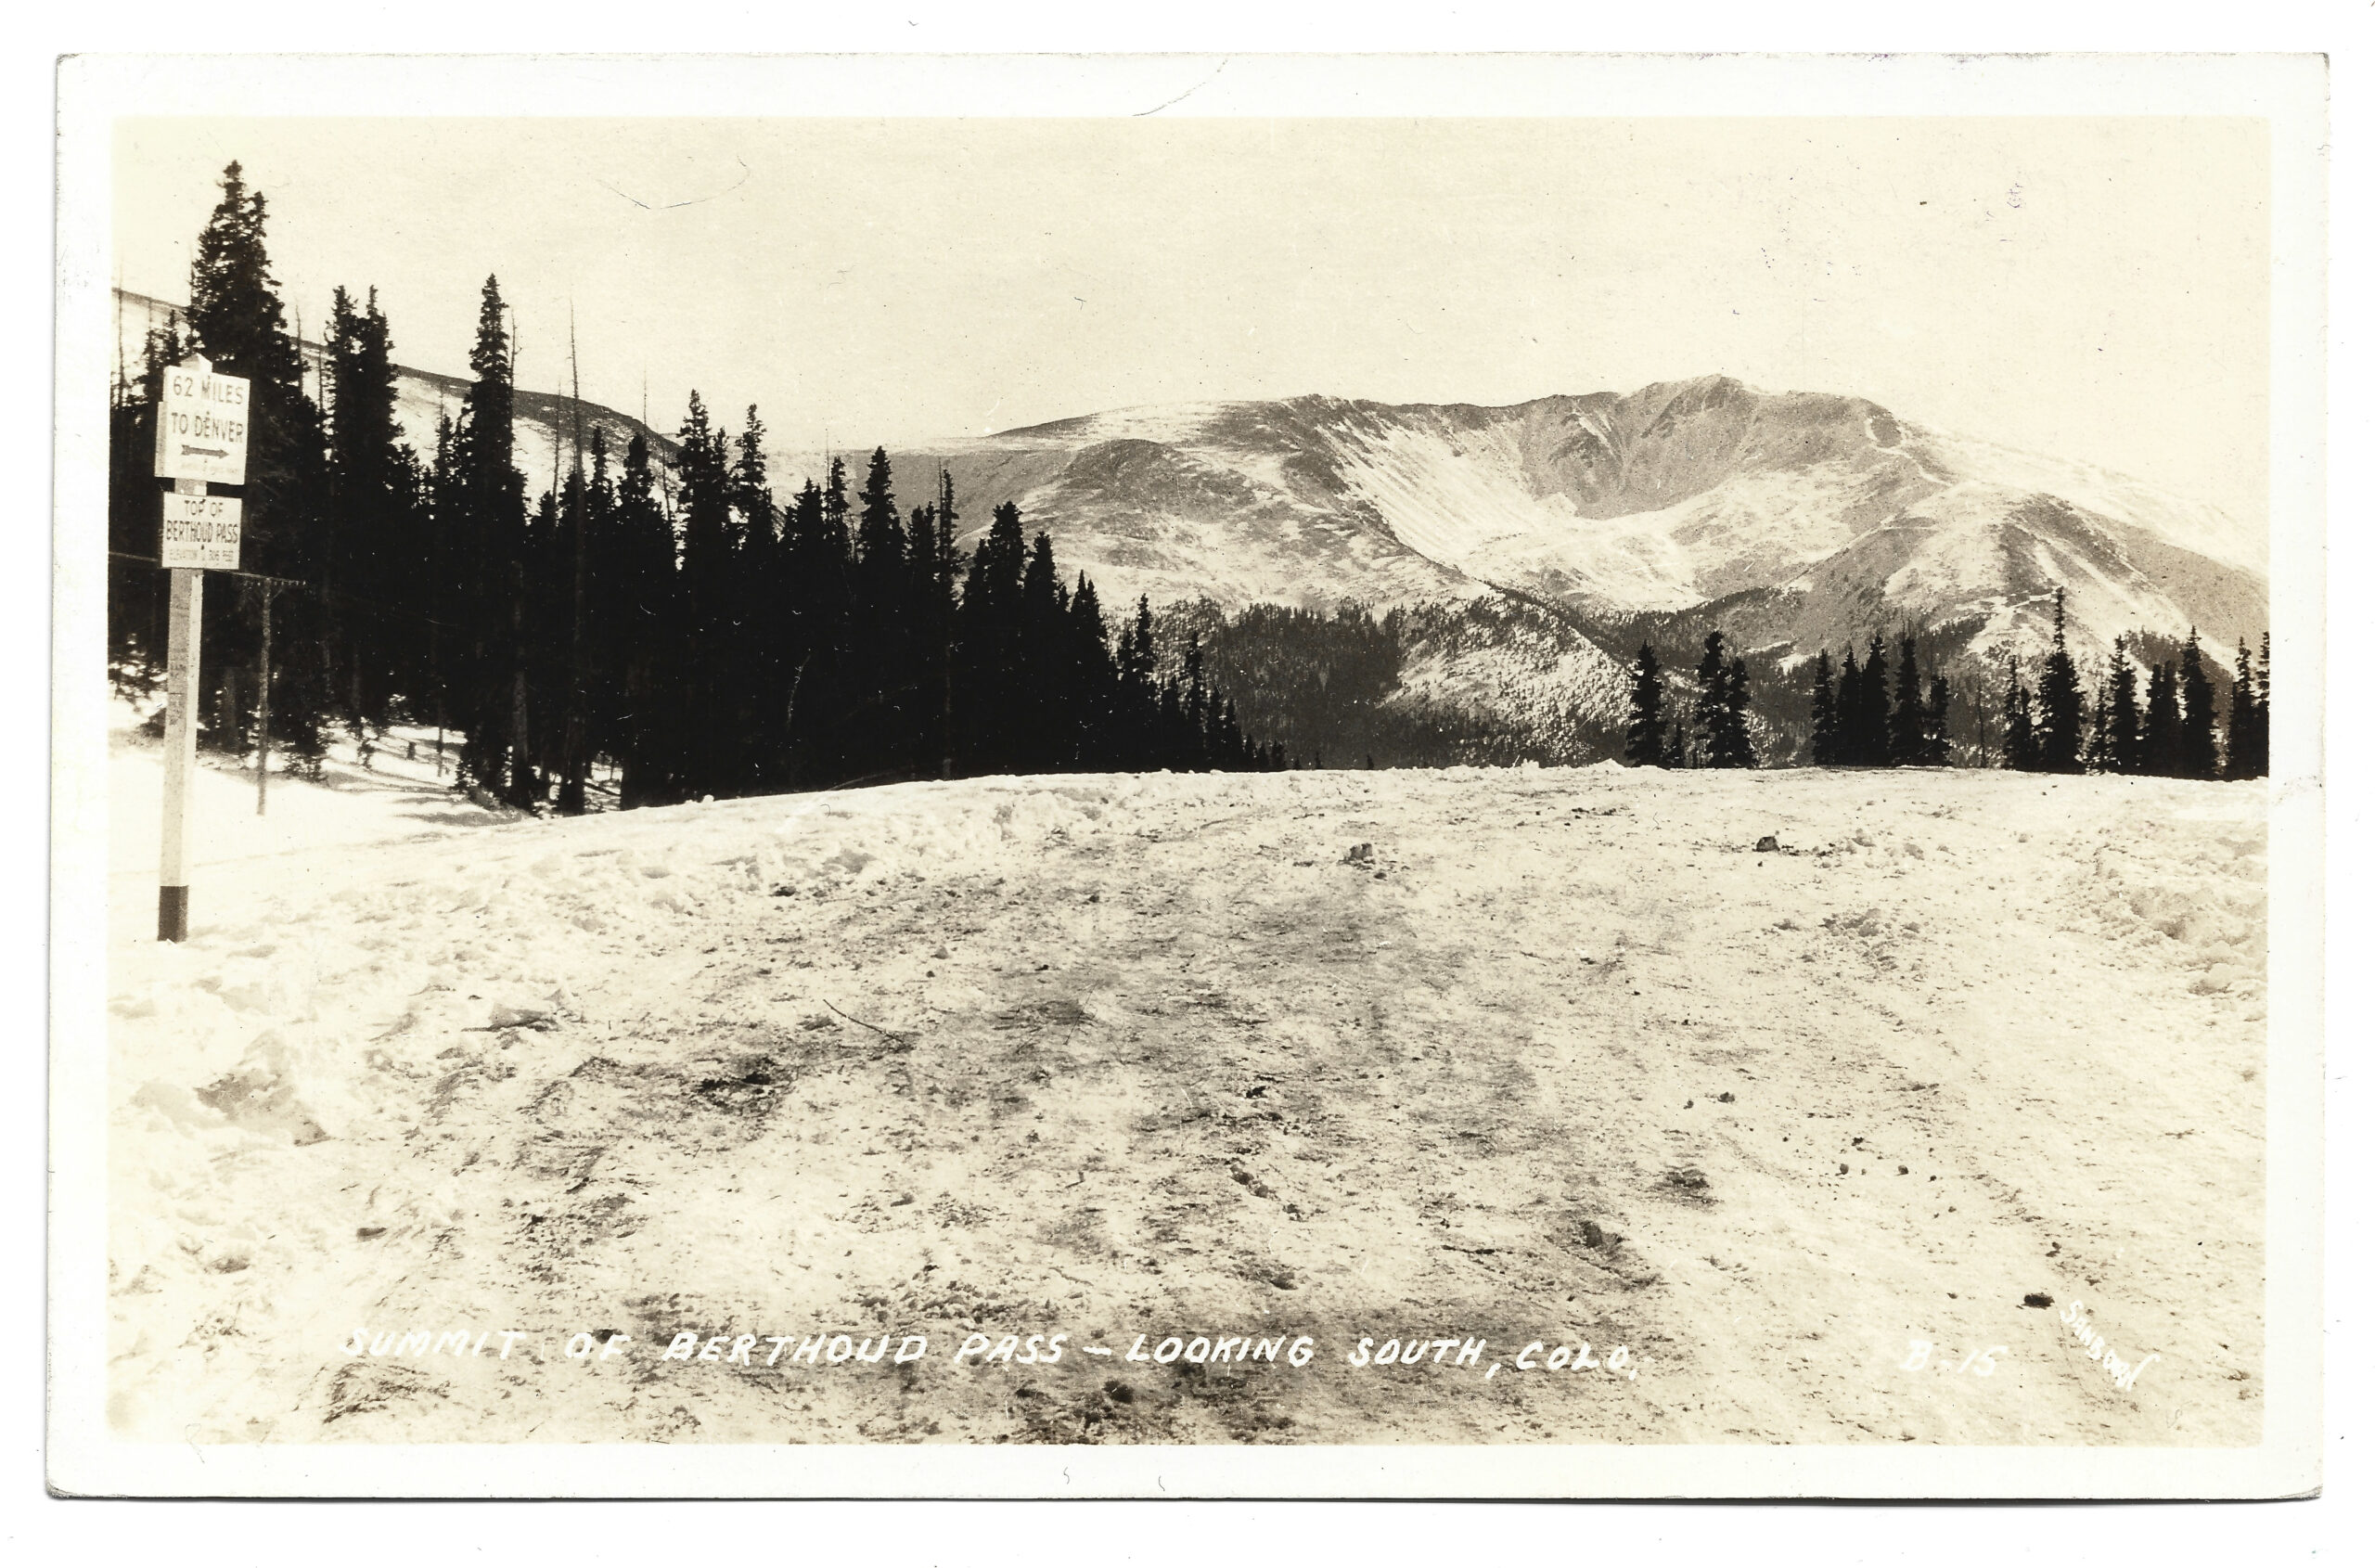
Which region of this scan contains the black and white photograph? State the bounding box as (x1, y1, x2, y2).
(45, 50, 2327, 1499)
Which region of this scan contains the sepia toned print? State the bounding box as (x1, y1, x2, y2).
(56, 55, 2323, 1497)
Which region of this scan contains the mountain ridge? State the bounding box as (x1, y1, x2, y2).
(114, 286, 2266, 709)
(801, 375, 2263, 686)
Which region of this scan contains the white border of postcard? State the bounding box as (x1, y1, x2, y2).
(49, 48, 2327, 1499)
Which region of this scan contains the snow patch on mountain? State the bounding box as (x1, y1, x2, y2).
(1919, 428, 2266, 576)
(1387, 598, 1635, 745)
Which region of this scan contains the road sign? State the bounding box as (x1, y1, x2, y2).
(160, 491, 243, 570)
(150, 352, 249, 939)
(152, 356, 250, 486)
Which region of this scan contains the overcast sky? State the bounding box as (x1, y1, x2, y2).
(113, 115, 2268, 521)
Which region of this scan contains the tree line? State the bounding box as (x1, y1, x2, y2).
(1623, 629, 1757, 767)
(1994, 588, 2267, 780)
(1805, 631, 1951, 766)
(1618, 591, 2267, 779)
(108, 162, 1278, 812)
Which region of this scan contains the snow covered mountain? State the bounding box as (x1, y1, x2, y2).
(844, 376, 2265, 681)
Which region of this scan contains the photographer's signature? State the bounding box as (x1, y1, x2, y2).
(2058, 1298, 2159, 1392)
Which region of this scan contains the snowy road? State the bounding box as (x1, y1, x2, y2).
(103, 746, 2267, 1446)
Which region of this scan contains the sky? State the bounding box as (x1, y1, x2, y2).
(112, 115, 2269, 521)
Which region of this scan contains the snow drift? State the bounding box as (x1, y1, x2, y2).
(105, 727, 2266, 1447)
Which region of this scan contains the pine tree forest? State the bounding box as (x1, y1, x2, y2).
(108, 165, 1280, 815)
(1618, 584, 2267, 780)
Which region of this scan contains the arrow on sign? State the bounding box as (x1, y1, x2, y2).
(181, 444, 228, 457)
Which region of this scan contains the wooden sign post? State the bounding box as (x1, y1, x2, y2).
(157, 561, 201, 942)
(152, 354, 250, 942)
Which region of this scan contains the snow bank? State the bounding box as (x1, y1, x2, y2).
(101, 739, 2269, 1446)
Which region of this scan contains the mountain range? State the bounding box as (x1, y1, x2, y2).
(819, 377, 2265, 761)
(843, 377, 2266, 675)
(116, 289, 2267, 762)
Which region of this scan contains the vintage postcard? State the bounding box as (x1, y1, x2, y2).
(48, 52, 2326, 1497)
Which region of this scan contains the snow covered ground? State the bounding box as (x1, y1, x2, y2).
(102, 718, 2267, 1446)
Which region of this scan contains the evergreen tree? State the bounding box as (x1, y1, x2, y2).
(322, 285, 416, 739)
(731, 405, 773, 551)
(1888, 631, 1925, 765)
(551, 457, 595, 815)
(730, 405, 788, 790)
(187, 163, 306, 394)
(608, 431, 682, 806)
(2226, 635, 2266, 781)
(2256, 632, 2272, 776)
(1213, 696, 1244, 765)
(2141, 661, 2183, 777)
(2036, 587, 2085, 773)
(1624, 643, 1666, 765)
(452, 276, 533, 805)
(2002, 657, 2039, 771)
(1066, 572, 1115, 768)
(186, 161, 333, 773)
(1807, 649, 1839, 765)
(847, 446, 911, 778)
(576, 429, 623, 797)
(421, 406, 460, 744)
(2178, 628, 2218, 779)
(1117, 595, 1158, 766)
(854, 445, 904, 570)
(1177, 633, 1211, 772)
(1156, 668, 1186, 767)
(782, 471, 851, 790)
(671, 392, 738, 795)
(1019, 531, 1070, 771)
(2105, 635, 2142, 775)
(1857, 633, 1892, 766)
(1837, 644, 1867, 765)
(522, 481, 567, 790)
(904, 504, 938, 595)
(955, 500, 1028, 773)
(1688, 630, 1728, 768)
(1712, 654, 1755, 768)
(900, 503, 944, 776)
(931, 470, 960, 777)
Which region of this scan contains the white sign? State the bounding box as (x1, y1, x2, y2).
(152, 357, 251, 485)
(160, 492, 243, 570)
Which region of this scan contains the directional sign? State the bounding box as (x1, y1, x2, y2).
(152, 356, 250, 486)
(160, 492, 243, 570)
